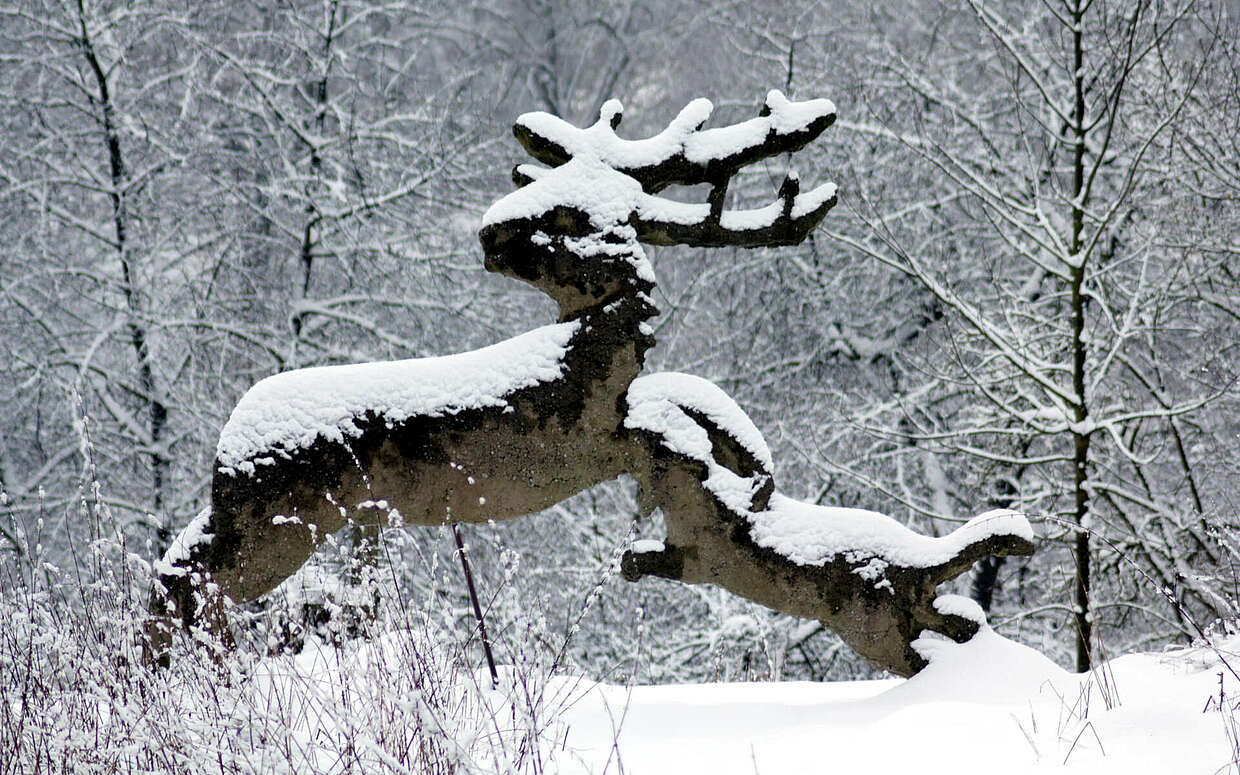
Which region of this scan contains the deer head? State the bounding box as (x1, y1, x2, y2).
(479, 90, 839, 318)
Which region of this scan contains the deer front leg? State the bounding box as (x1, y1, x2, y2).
(620, 540, 686, 582)
(627, 455, 1034, 676)
(145, 494, 343, 665)
(622, 373, 1034, 676)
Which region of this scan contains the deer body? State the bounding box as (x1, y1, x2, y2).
(150, 92, 1035, 676)
(164, 217, 659, 619)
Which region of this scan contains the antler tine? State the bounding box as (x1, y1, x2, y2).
(511, 163, 552, 187)
(510, 90, 835, 194)
(778, 170, 799, 219)
(707, 178, 729, 222)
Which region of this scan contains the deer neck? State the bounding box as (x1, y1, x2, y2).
(555, 265, 658, 423)
(556, 261, 657, 325)
(481, 214, 659, 370)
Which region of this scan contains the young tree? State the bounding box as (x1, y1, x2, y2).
(0, 0, 219, 554)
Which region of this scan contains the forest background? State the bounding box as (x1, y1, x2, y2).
(2, 0, 1239, 681)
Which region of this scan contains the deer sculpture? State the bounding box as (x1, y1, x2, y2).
(148, 91, 1034, 676)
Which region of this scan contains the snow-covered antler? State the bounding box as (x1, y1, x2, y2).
(514, 91, 835, 191)
(506, 90, 838, 248)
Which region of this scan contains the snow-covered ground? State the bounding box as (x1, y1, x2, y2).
(545, 629, 1238, 774)
(268, 628, 1239, 774)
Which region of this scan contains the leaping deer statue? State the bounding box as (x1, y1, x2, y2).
(148, 91, 1034, 676)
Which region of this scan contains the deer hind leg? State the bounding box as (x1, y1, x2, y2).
(145, 497, 351, 665)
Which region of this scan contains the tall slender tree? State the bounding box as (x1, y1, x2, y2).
(825, 0, 1239, 669)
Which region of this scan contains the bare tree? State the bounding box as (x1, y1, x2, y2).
(820, 0, 1240, 670)
(0, 1, 220, 553)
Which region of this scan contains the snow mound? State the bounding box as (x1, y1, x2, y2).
(551, 627, 1237, 774)
(890, 627, 1072, 705)
(221, 627, 1240, 775)
(216, 321, 580, 475)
